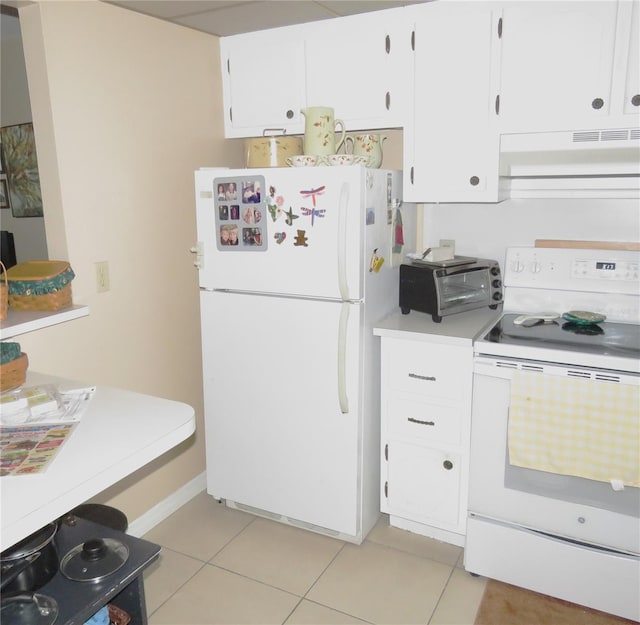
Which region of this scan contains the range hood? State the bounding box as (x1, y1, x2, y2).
(499, 127, 640, 198)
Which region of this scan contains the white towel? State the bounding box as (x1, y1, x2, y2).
(508, 372, 640, 487)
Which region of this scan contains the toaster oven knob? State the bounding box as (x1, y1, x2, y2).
(490, 266, 500, 276)
(492, 279, 502, 289)
(492, 292, 502, 301)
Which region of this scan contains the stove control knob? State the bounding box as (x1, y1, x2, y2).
(511, 260, 525, 273)
(530, 261, 542, 273)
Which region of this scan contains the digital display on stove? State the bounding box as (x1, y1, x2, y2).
(596, 262, 616, 271)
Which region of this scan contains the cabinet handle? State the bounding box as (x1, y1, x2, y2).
(495, 94, 500, 115)
(411, 30, 415, 51)
(263, 128, 287, 136)
(286, 109, 294, 119)
(408, 417, 435, 426)
(591, 98, 604, 110)
(410, 166, 414, 184)
(385, 92, 391, 111)
(631, 95, 640, 107)
(443, 460, 454, 470)
(497, 17, 503, 38)
(408, 372, 436, 381)
(385, 443, 389, 461)
(229, 107, 233, 122)
(470, 176, 480, 186)
(385, 34, 391, 54)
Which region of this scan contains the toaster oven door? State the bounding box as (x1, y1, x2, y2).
(436, 267, 492, 313)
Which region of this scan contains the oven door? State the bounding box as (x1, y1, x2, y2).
(468, 355, 640, 555)
(435, 267, 495, 315)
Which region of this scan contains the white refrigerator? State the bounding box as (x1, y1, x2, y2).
(194, 166, 414, 543)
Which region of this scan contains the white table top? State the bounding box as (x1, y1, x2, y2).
(0, 372, 196, 550)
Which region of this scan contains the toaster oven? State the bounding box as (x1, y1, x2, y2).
(399, 258, 503, 322)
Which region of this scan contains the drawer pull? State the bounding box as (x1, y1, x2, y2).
(408, 373, 436, 381)
(408, 417, 435, 426)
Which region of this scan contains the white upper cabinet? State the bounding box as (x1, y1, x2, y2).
(498, 1, 639, 131)
(220, 9, 410, 139)
(403, 2, 503, 203)
(622, 0, 640, 116)
(304, 10, 411, 131)
(221, 28, 306, 137)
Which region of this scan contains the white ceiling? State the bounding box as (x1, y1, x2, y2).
(103, 1, 427, 37)
(1, 1, 427, 38)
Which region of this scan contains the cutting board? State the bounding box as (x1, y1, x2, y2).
(535, 240, 640, 251)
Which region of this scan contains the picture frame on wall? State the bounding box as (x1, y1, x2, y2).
(0, 122, 43, 218)
(0, 176, 10, 209)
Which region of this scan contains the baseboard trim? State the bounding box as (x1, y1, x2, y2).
(127, 471, 206, 537)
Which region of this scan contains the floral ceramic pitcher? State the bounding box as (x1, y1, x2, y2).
(301, 107, 346, 156)
(344, 134, 387, 168)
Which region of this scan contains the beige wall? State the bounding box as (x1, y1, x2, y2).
(17, 0, 243, 521)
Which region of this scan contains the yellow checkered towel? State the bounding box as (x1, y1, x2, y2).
(508, 372, 640, 487)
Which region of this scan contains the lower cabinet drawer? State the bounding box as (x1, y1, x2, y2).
(388, 396, 462, 446)
(384, 340, 469, 400)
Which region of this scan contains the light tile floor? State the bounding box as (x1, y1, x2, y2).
(142, 492, 487, 625)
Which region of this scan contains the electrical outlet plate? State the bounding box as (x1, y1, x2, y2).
(95, 261, 110, 293)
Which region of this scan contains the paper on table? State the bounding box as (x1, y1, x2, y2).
(0, 385, 96, 476)
(0, 385, 95, 426)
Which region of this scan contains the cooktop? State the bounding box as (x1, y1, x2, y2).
(482, 314, 640, 360)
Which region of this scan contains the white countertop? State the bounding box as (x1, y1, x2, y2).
(0, 372, 196, 550)
(374, 307, 502, 346)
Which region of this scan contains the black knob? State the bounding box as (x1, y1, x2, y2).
(492, 279, 502, 289)
(592, 98, 604, 110)
(631, 94, 640, 107)
(443, 460, 453, 470)
(493, 292, 502, 301)
(81, 538, 107, 562)
(490, 266, 500, 276)
(470, 176, 480, 186)
(286, 110, 294, 119)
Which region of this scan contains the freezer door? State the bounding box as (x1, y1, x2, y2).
(200, 290, 362, 537)
(196, 167, 394, 300)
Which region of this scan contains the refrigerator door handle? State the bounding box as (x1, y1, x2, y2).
(337, 302, 350, 414)
(337, 182, 350, 301)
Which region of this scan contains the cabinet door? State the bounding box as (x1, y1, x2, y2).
(385, 440, 462, 529)
(404, 2, 502, 203)
(622, 0, 640, 116)
(221, 30, 306, 138)
(305, 10, 411, 130)
(498, 1, 618, 131)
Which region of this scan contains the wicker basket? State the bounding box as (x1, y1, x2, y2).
(0, 353, 28, 392)
(7, 260, 74, 312)
(9, 283, 73, 311)
(108, 604, 131, 625)
(0, 261, 7, 320)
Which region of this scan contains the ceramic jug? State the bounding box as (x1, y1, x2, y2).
(301, 107, 346, 156)
(245, 136, 303, 168)
(344, 134, 387, 168)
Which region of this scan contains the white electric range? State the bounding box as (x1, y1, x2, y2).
(465, 246, 640, 622)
